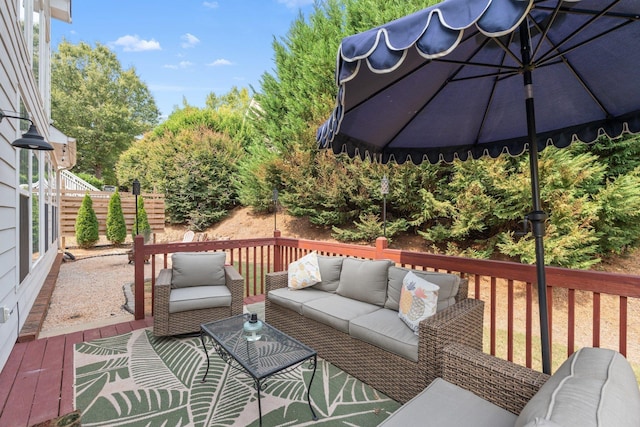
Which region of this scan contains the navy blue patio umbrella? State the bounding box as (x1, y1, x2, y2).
(317, 0, 640, 374)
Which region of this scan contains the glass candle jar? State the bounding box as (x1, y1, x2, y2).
(243, 313, 263, 341)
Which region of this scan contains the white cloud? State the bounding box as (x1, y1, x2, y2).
(163, 61, 194, 69)
(181, 33, 200, 49)
(203, 1, 219, 8)
(112, 35, 161, 52)
(277, 0, 313, 8)
(208, 58, 233, 66)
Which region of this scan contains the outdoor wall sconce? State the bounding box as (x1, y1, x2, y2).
(381, 175, 389, 237)
(0, 110, 53, 151)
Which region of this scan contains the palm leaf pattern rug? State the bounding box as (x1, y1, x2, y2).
(74, 329, 400, 426)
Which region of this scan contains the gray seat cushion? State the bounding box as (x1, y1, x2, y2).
(313, 256, 344, 292)
(386, 266, 460, 311)
(380, 378, 517, 426)
(169, 285, 231, 313)
(302, 294, 381, 334)
(170, 252, 227, 288)
(336, 258, 393, 306)
(268, 287, 333, 314)
(516, 347, 640, 427)
(350, 308, 419, 362)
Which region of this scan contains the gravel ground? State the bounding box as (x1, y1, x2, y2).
(40, 247, 156, 336)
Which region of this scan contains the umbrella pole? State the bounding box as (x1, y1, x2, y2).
(520, 22, 552, 375)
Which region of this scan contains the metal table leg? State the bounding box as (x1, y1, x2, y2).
(255, 378, 263, 427)
(307, 354, 318, 421)
(200, 330, 210, 382)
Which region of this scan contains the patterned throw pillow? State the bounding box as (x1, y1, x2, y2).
(398, 271, 439, 335)
(288, 251, 322, 290)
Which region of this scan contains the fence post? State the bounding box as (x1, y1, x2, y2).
(134, 235, 145, 320)
(375, 236, 388, 260)
(274, 230, 282, 271)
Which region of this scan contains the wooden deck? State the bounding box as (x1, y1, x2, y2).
(0, 317, 153, 427)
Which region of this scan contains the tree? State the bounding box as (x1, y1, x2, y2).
(132, 196, 151, 242)
(242, 0, 440, 220)
(75, 193, 99, 248)
(106, 191, 126, 244)
(117, 105, 245, 230)
(51, 40, 160, 184)
(205, 86, 252, 114)
(242, 0, 640, 269)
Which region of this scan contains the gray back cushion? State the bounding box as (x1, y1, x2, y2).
(336, 258, 393, 306)
(313, 256, 344, 292)
(171, 252, 226, 288)
(516, 347, 640, 427)
(385, 266, 460, 311)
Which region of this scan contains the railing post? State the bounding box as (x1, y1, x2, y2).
(274, 230, 282, 271)
(375, 236, 388, 260)
(134, 235, 145, 320)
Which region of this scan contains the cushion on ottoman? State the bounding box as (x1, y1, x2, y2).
(515, 347, 640, 427)
(380, 378, 517, 426)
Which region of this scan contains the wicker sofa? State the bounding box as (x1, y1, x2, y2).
(264, 255, 484, 403)
(381, 343, 640, 426)
(153, 252, 244, 336)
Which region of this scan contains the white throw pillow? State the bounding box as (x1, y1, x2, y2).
(398, 271, 439, 334)
(288, 251, 322, 290)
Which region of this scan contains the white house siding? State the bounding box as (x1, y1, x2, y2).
(0, 0, 71, 371)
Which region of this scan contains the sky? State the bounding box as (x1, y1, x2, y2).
(51, 0, 315, 118)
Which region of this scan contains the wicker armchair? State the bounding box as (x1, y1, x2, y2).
(153, 265, 244, 336)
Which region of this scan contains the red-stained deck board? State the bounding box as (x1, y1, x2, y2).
(29, 335, 66, 425)
(0, 342, 27, 410)
(82, 328, 102, 342)
(98, 324, 119, 339)
(1, 339, 48, 427)
(115, 322, 134, 335)
(0, 342, 28, 426)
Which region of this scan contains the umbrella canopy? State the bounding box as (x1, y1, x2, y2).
(318, 0, 640, 163)
(317, 0, 640, 374)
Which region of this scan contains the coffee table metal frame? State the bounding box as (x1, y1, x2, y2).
(200, 314, 318, 426)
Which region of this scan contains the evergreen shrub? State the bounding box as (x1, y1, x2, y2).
(106, 190, 126, 244)
(132, 196, 151, 242)
(75, 193, 99, 248)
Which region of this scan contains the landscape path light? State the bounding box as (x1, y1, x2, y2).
(381, 175, 389, 238)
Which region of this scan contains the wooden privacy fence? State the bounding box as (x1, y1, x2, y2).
(60, 190, 165, 239)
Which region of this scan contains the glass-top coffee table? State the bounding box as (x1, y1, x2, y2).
(200, 314, 318, 426)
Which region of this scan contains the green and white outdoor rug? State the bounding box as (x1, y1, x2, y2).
(74, 328, 400, 426)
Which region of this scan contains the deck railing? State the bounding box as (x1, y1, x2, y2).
(134, 232, 640, 373)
